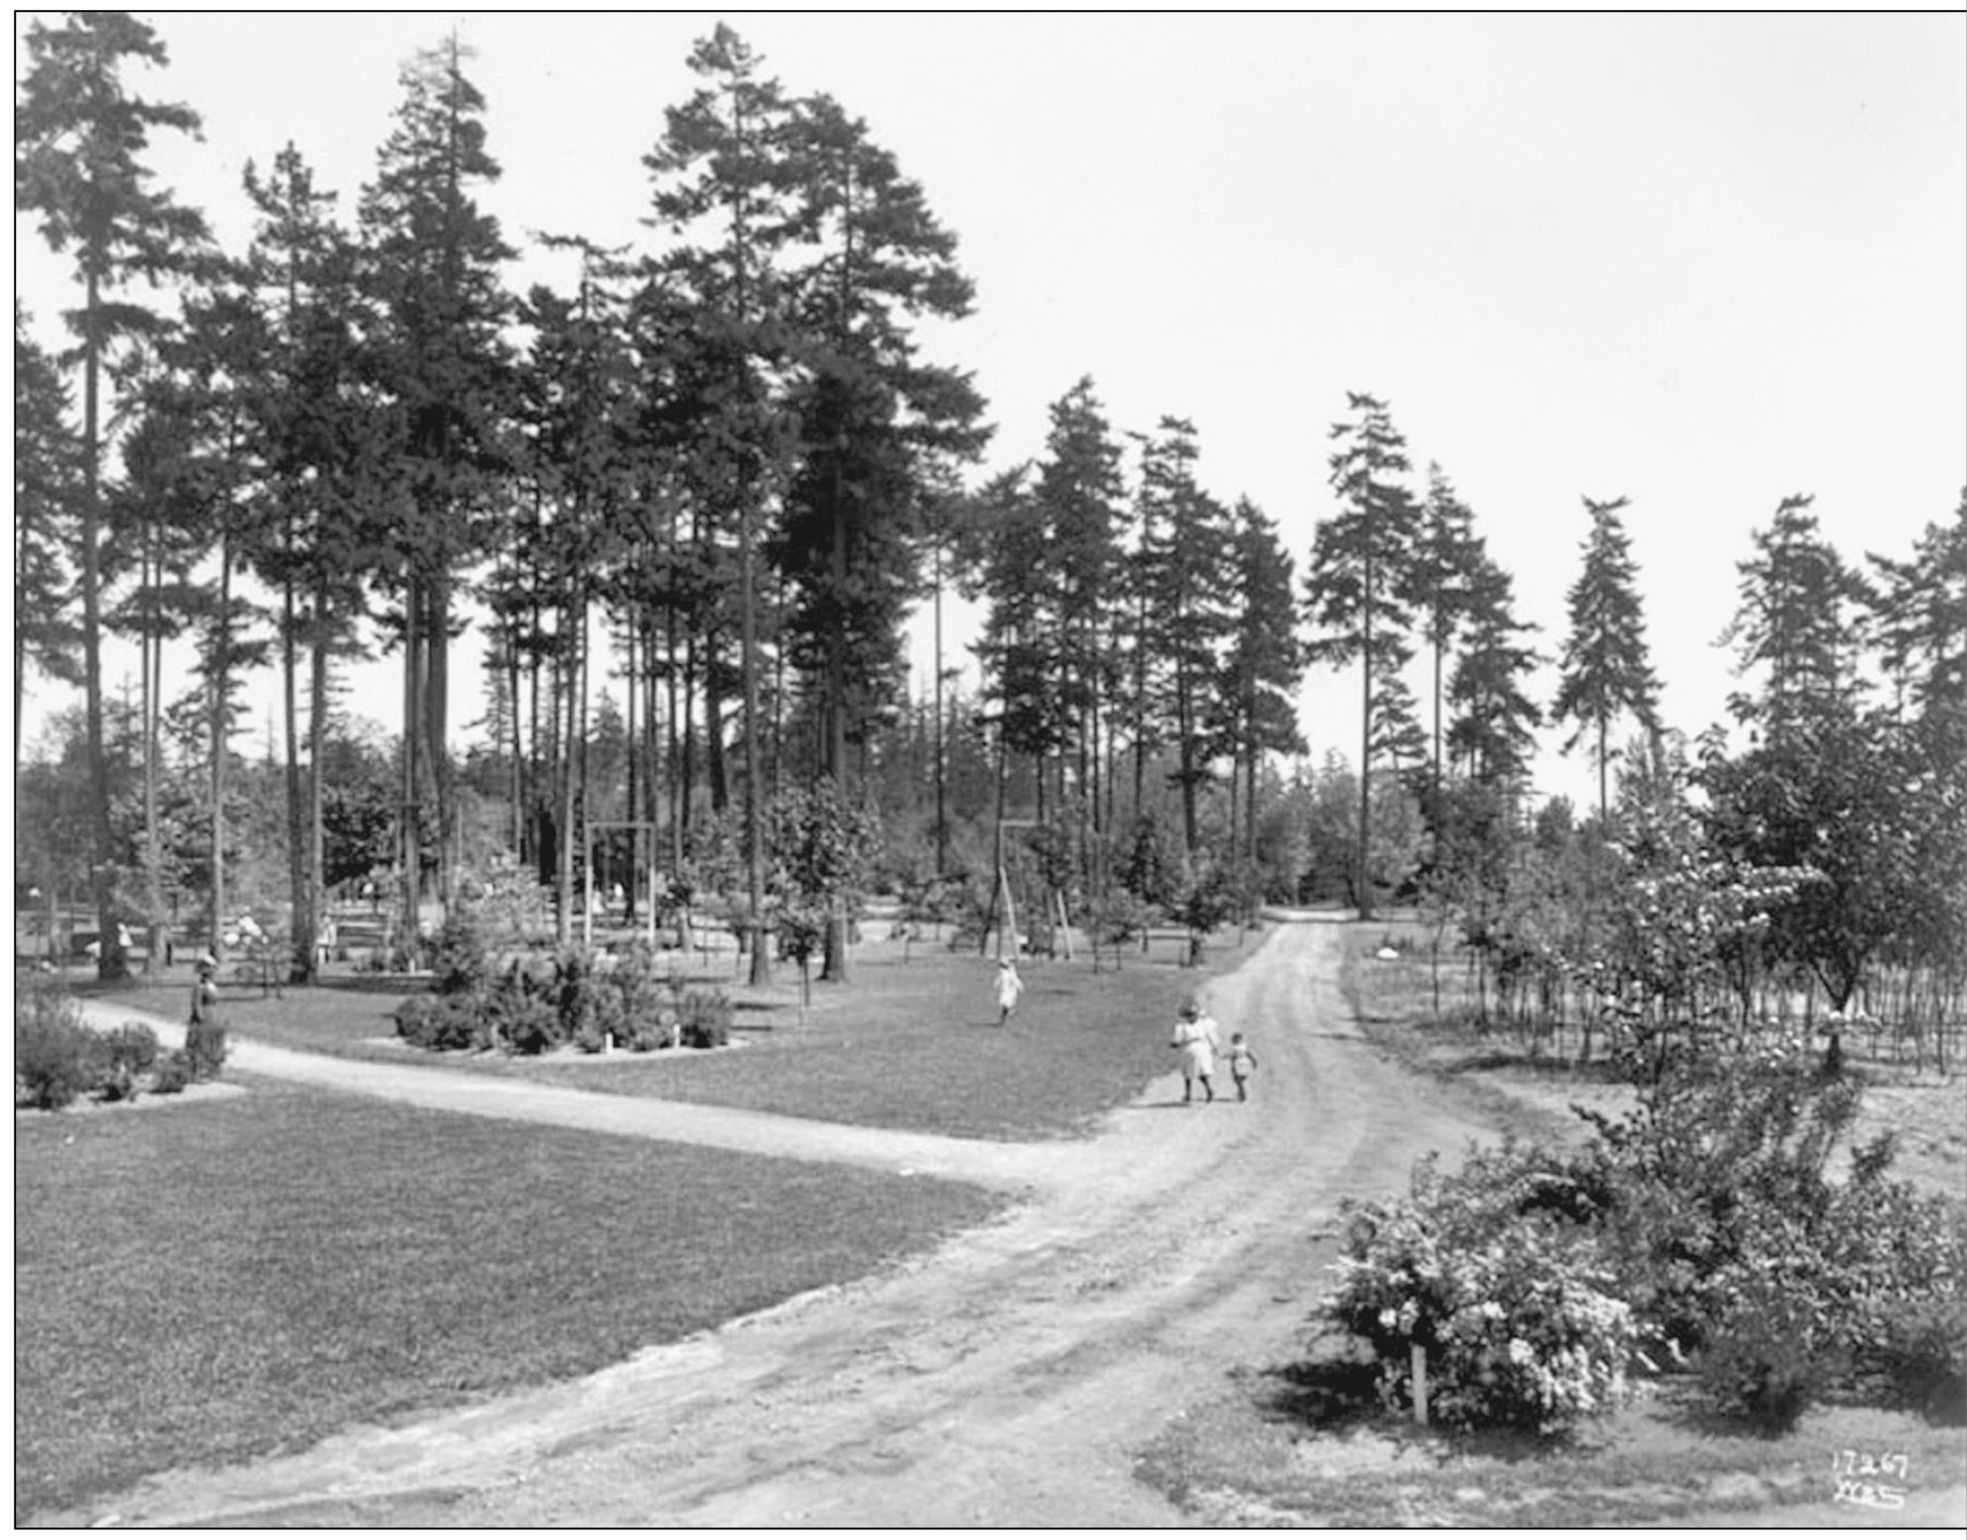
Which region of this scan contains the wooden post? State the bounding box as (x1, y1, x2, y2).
(1411, 1342, 1430, 1427)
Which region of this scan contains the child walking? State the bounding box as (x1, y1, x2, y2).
(1170, 999, 1222, 1103)
(1227, 1031, 1258, 1101)
(994, 957, 1025, 1027)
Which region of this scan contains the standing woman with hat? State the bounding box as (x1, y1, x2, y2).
(186, 951, 227, 1078)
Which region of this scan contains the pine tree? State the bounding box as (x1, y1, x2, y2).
(13, 309, 82, 767)
(774, 91, 989, 981)
(1133, 417, 1236, 854)
(1864, 490, 1967, 725)
(358, 35, 516, 931)
(1412, 466, 1485, 816)
(235, 144, 377, 980)
(640, 23, 807, 981)
(517, 244, 640, 945)
(15, 11, 211, 979)
(1720, 493, 1860, 743)
(1220, 498, 1306, 865)
(1447, 555, 1543, 789)
(1552, 494, 1661, 823)
(1036, 378, 1128, 837)
(1304, 392, 1423, 918)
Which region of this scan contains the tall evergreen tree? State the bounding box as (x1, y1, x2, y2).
(1552, 494, 1661, 822)
(1720, 493, 1859, 743)
(235, 144, 377, 980)
(775, 92, 988, 781)
(1034, 378, 1127, 836)
(1133, 417, 1236, 854)
(1447, 555, 1543, 789)
(358, 35, 516, 928)
(640, 22, 806, 981)
(516, 243, 639, 945)
(972, 464, 1056, 786)
(1304, 391, 1423, 918)
(1220, 497, 1306, 864)
(774, 91, 989, 980)
(15, 10, 210, 979)
(1412, 466, 1485, 817)
(1864, 490, 1967, 726)
(13, 308, 82, 768)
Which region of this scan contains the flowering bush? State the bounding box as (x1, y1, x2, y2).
(1324, 1147, 1643, 1433)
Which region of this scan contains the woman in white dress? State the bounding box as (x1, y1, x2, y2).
(1170, 998, 1221, 1103)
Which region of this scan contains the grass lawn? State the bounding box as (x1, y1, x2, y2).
(91, 930, 1257, 1142)
(1140, 1348, 1967, 1527)
(13, 1076, 1004, 1520)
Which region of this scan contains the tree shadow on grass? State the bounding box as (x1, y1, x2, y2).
(1442, 1048, 1632, 1084)
(1252, 1353, 1384, 1433)
(1251, 1342, 1597, 1466)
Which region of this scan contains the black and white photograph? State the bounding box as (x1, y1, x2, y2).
(14, 10, 1966, 1528)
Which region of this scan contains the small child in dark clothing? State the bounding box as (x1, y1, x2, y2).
(1227, 1031, 1258, 1101)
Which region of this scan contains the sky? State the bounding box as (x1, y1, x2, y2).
(13, 10, 1967, 813)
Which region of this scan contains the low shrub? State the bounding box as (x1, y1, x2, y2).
(407, 994, 483, 1052)
(609, 943, 671, 1049)
(150, 1049, 193, 1096)
(429, 907, 491, 997)
(492, 985, 561, 1056)
(1870, 1294, 1967, 1426)
(1321, 1038, 1967, 1439)
(16, 982, 106, 1111)
(393, 993, 435, 1040)
(550, 947, 601, 1046)
(104, 1021, 159, 1077)
(676, 988, 732, 1050)
(1323, 1146, 1643, 1435)
(1694, 1207, 1845, 1432)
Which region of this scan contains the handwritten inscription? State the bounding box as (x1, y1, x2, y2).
(1831, 1449, 1909, 1510)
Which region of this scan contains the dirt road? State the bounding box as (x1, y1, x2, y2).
(71, 916, 1499, 1527)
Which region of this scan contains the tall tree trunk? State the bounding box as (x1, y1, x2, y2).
(555, 587, 580, 949)
(427, 572, 454, 910)
(142, 526, 162, 973)
(740, 497, 772, 983)
(81, 269, 128, 981)
(308, 580, 329, 980)
(209, 535, 233, 964)
(283, 571, 314, 983)
(624, 620, 639, 925)
(1358, 532, 1376, 922)
(933, 534, 947, 876)
(400, 575, 421, 962)
(820, 512, 851, 983)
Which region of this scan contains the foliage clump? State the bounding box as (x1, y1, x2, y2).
(392, 910, 733, 1057)
(1327, 1144, 1642, 1434)
(14, 979, 203, 1107)
(15, 980, 107, 1110)
(1321, 1042, 1967, 1437)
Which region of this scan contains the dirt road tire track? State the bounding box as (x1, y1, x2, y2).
(55, 915, 1499, 1528)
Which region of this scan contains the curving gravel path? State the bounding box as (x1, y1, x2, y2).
(64, 917, 1500, 1527)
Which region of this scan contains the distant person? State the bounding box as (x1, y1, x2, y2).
(1170, 998, 1222, 1104)
(994, 957, 1025, 1027)
(1227, 1031, 1258, 1102)
(190, 951, 221, 1027)
(187, 951, 227, 1078)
